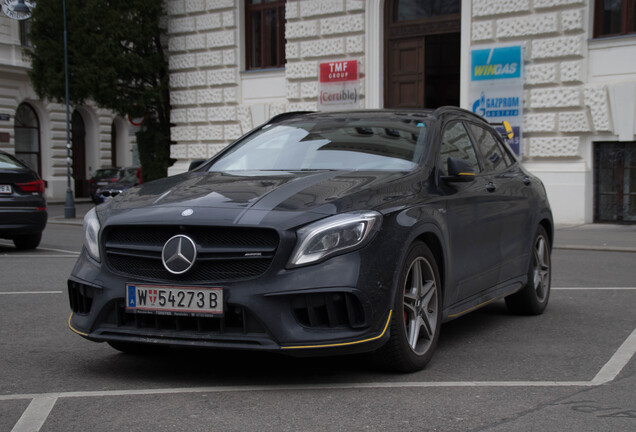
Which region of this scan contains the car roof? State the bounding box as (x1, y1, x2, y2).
(267, 106, 489, 125)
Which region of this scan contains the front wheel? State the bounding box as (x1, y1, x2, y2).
(375, 242, 442, 372)
(505, 225, 551, 315)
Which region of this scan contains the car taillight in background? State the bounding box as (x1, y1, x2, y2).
(16, 179, 46, 194)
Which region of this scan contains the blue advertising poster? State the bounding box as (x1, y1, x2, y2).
(471, 46, 522, 81)
(469, 45, 524, 156)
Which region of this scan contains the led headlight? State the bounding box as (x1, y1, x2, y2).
(83, 207, 101, 262)
(289, 211, 382, 267)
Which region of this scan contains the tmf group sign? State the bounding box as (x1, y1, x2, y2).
(470, 45, 523, 156)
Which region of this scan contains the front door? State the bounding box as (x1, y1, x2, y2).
(384, 0, 461, 109)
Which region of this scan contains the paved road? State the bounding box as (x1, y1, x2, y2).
(0, 222, 634, 431)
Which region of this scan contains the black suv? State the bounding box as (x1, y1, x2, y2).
(68, 108, 552, 372)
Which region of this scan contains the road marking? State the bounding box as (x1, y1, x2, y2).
(0, 291, 63, 295)
(592, 328, 636, 385)
(553, 287, 636, 290)
(0, 254, 79, 258)
(37, 247, 80, 255)
(10, 395, 57, 432)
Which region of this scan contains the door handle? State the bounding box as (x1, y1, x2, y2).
(485, 182, 497, 192)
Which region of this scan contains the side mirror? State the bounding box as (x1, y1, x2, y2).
(188, 159, 206, 171)
(441, 157, 476, 183)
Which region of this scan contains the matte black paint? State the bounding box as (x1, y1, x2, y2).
(68, 108, 552, 355)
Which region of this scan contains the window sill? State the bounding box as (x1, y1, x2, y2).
(589, 34, 636, 49)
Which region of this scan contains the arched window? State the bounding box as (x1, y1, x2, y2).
(14, 103, 41, 174)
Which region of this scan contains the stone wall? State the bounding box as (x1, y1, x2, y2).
(471, 0, 611, 159)
(284, 0, 366, 112)
(166, 0, 368, 168)
(166, 0, 240, 163)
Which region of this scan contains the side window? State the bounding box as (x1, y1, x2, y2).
(468, 124, 511, 172)
(439, 122, 481, 175)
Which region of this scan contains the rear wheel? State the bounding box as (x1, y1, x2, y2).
(376, 242, 442, 372)
(13, 233, 42, 250)
(505, 225, 551, 315)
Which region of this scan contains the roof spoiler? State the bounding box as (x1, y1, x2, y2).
(489, 120, 515, 141)
(266, 111, 315, 125)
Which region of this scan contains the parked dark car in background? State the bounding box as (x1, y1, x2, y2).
(68, 108, 552, 372)
(94, 168, 142, 204)
(89, 167, 120, 204)
(90, 166, 141, 204)
(0, 150, 47, 249)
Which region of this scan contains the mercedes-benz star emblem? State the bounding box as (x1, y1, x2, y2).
(161, 235, 197, 274)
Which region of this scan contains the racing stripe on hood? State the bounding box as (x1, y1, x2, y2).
(234, 170, 344, 225)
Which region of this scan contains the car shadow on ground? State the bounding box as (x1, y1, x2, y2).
(73, 302, 524, 386)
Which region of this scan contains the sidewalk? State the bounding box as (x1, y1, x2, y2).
(46, 202, 636, 253)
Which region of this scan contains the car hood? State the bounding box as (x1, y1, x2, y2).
(97, 170, 419, 229)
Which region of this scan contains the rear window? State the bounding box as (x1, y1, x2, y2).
(208, 117, 429, 172)
(0, 153, 25, 169)
(94, 169, 120, 177)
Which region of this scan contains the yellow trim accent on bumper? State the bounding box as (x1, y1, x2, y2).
(68, 313, 89, 337)
(458, 172, 475, 176)
(281, 310, 392, 350)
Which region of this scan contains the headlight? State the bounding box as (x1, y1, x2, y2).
(83, 207, 101, 262)
(289, 211, 382, 267)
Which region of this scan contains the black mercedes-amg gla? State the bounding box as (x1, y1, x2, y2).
(68, 108, 552, 372)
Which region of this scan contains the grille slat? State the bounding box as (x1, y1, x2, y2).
(103, 226, 279, 283)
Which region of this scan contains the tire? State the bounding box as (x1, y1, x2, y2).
(107, 340, 164, 355)
(13, 233, 42, 250)
(505, 225, 551, 315)
(375, 241, 442, 372)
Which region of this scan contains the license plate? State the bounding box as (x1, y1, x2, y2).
(0, 185, 11, 194)
(126, 284, 223, 316)
(97, 181, 108, 186)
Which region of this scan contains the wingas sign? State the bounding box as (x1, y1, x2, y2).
(469, 45, 523, 156)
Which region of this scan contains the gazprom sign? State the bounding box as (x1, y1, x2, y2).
(471, 46, 522, 81)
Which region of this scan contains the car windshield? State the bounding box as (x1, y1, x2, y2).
(0, 153, 24, 169)
(208, 117, 429, 172)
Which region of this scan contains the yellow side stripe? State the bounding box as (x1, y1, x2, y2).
(458, 172, 475, 176)
(281, 310, 392, 350)
(68, 313, 89, 337)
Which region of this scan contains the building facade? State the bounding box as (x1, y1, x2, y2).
(0, 14, 137, 201)
(165, 0, 636, 225)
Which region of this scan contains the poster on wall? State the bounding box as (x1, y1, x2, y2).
(318, 60, 360, 111)
(469, 45, 523, 156)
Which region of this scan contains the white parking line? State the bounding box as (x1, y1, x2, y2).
(0, 291, 63, 295)
(592, 327, 636, 385)
(11, 396, 57, 432)
(553, 287, 636, 290)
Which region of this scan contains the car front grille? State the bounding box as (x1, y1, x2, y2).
(103, 225, 279, 283)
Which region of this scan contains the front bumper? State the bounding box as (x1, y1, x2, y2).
(67, 244, 396, 356)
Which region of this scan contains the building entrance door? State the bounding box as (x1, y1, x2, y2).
(594, 142, 636, 223)
(384, 0, 461, 109)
